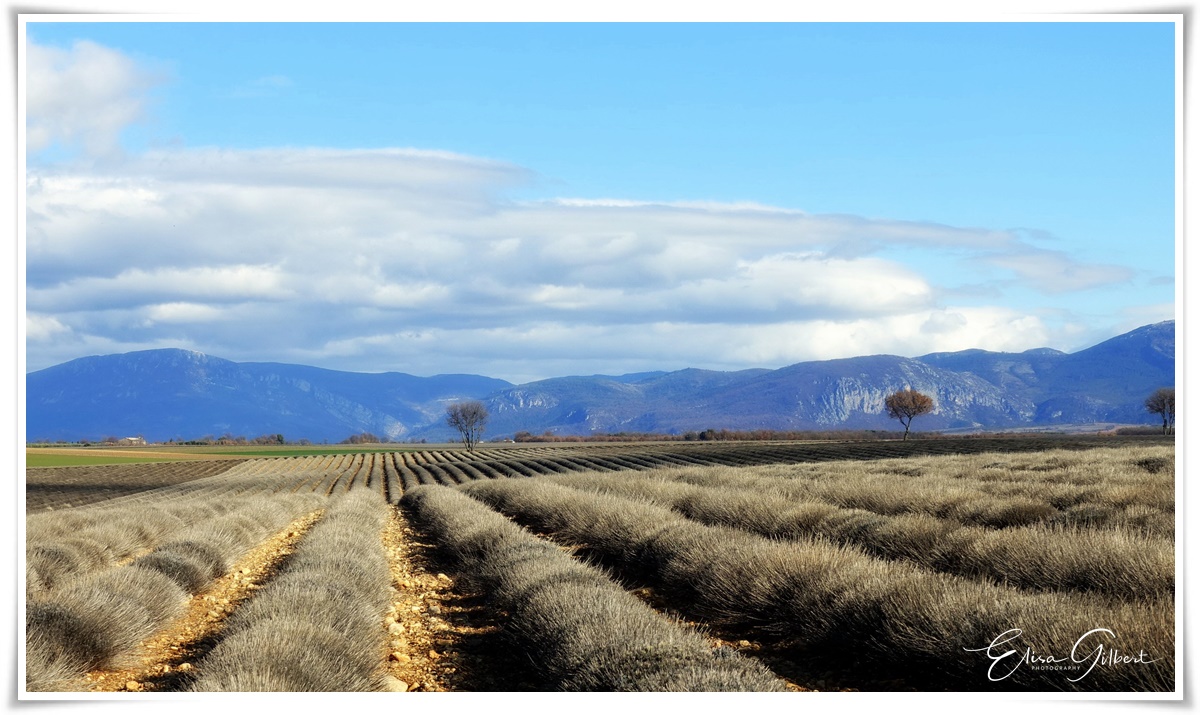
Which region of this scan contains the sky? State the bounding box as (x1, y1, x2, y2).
(22, 17, 1179, 384)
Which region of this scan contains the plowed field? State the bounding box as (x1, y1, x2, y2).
(24, 436, 1175, 694)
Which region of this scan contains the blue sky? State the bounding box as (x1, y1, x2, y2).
(23, 18, 1178, 382)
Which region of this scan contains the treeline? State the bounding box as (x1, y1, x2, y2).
(170, 432, 423, 446)
(1112, 426, 1168, 436)
(171, 433, 296, 446)
(27, 434, 306, 447)
(341, 432, 383, 444)
(513, 428, 906, 443)
(509, 427, 1165, 443)
(341, 433, 427, 445)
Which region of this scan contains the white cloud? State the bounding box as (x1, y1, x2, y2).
(143, 302, 225, 324)
(26, 39, 163, 158)
(271, 307, 1056, 383)
(26, 313, 70, 342)
(675, 253, 934, 317)
(24, 144, 1147, 379)
(30, 265, 292, 312)
(987, 248, 1135, 293)
(625, 309, 1051, 369)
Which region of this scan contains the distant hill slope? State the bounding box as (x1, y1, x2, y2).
(26, 321, 1174, 442)
(917, 320, 1175, 425)
(26, 349, 512, 443)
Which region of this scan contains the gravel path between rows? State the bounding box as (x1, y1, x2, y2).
(73, 503, 536, 693)
(380, 506, 541, 692)
(64, 501, 814, 693)
(628, 584, 863, 692)
(81, 509, 325, 692)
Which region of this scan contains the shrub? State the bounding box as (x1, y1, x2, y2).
(464, 478, 1174, 691)
(26, 565, 187, 690)
(547, 471, 1173, 600)
(190, 490, 391, 692)
(189, 620, 383, 692)
(404, 485, 785, 692)
(25, 490, 330, 691)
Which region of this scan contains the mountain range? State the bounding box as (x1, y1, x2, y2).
(25, 321, 1175, 443)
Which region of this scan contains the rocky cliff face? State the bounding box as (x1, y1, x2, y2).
(26, 322, 1174, 442)
(475, 354, 1041, 437)
(473, 322, 1173, 438)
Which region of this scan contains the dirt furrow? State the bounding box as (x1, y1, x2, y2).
(623, 585, 859, 693)
(81, 509, 326, 692)
(380, 506, 540, 692)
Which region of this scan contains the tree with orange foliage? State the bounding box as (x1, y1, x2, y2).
(884, 388, 935, 440)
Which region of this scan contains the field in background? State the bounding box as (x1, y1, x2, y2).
(25, 435, 1171, 511)
(26, 450, 234, 467)
(25, 443, 461, 467)
(25, 433, 1170, 468)
(24, 437, 1176, 693)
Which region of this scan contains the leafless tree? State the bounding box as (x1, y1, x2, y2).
(1145, 387, 1175, 435)
(446, 401, 489, 451)
(884, 388, 935, 440)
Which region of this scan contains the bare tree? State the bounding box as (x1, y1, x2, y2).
(884, 388, 935, 440)
(1145, 387, 1175, 435)
(446, 401, 489, 451)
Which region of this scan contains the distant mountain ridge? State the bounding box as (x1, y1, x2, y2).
(25, 321, 1175, 443)
(26, 349, 512, 443)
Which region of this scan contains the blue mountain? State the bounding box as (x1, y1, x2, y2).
(25, 321, 1174, 442)
(26, 349, 511, 443)
(474, 321, 1174, 437)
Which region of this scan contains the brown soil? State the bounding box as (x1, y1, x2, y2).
(379, 506, 541, 692)
(65, 500, 830, 693)
(381, 513, 794, 693)
(81, 509, 325, 692)
(73, 502, 539, 694)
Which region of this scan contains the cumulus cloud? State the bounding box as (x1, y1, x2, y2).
(26, 38, 163, 158)
(22, 36, 1165, 382)
(676, 254, 934, 318)
(24, 141, 1146, 378)
(26, 313, 70, 342)
(270, 307, 1057, 384)
(143, 302, 225, 325)
(29, 265, 292, 312)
